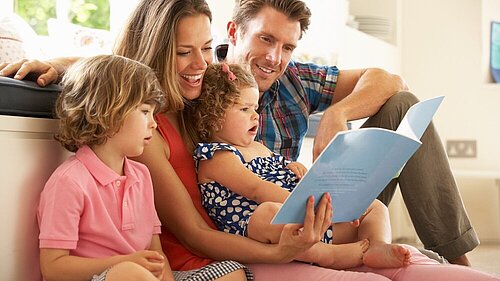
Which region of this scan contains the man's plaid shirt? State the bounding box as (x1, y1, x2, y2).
(255, 60, 339, 161)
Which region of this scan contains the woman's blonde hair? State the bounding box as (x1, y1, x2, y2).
(190, 63, 257, 144)
(55, 54, 165, 152)
(114, 0, 212, 113)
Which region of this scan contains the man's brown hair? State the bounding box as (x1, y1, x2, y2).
(232, 0, 311, 38)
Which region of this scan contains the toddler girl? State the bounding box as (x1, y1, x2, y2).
(191, 63, 411, 269)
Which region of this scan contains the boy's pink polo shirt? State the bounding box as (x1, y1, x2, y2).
(38, 145, 161, 258)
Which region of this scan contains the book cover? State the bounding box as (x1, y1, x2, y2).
(272, 96, 445, 224)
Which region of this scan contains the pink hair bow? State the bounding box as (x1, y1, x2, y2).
(221, 63, 236, 81)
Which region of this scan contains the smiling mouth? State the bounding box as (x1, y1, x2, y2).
(181, 74, 203, 84)
(256, 64, 274, 74)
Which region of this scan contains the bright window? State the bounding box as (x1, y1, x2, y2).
(14, 0, 56, 35)
(13, 0, 110, 35)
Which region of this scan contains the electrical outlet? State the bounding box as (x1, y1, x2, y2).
(446, 140, 477, 158)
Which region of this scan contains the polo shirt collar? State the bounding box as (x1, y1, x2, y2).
(75, 145, 139, 187)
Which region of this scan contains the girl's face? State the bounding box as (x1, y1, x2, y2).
(212, 87, 260, 147)
(176, 14, 213, 100)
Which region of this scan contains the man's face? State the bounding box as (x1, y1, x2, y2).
(229, 6, 301, 93)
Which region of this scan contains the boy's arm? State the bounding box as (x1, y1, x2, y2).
(198, 151, 290, 204)
(40, 248, 121, 281)
(40, 248, 165, 281)
(149, 234, 175, 281)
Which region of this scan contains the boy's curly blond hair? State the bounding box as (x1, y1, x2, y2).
(190, 63, 257, 143)
(55, 54, 165, 152)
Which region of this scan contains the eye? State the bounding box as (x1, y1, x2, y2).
(283, 45, 295, 52)
(176, 51, 190, 56)
(260, 36, 272, 44)
(240, 107, 249, 112)
(202, 46, 213, 52)
(140, 104, 154, 115)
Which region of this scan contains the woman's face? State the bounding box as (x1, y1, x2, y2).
(176, 14, 213, 100)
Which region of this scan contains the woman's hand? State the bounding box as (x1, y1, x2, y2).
(0, 59, 59, 86)
(286, 161, 308, 179)
(276, 193, 332, 262)
(0, 57, 79, 86)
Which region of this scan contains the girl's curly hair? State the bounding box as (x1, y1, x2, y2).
(189, 63, 257, 143)
(55, 54, 165, 152)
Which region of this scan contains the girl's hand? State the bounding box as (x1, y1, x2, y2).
(127, 250, 165, 277)
(286, 162, 308, 179)
(0, 59, 59, 86)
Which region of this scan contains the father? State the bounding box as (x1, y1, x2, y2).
(218, 0, 478, 266)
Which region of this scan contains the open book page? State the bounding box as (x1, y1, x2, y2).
(272, 96, 444, 224)
(396, 96, 445, 140)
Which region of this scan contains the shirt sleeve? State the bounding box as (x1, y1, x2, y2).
(37, 172, 84, 249)
(287, 60, 339, 114)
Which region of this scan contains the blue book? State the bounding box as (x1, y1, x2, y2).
(271, 96, 445, 224)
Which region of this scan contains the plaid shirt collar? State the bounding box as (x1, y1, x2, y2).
(258, 79, 280, 113)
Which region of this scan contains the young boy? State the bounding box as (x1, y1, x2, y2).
(37, 54, 173, 281)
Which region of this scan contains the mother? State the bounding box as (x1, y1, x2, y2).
(115, 0, 332, 276)
(1, 0, 499, 280)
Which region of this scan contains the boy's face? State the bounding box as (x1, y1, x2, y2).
(212, 87, 260, 147)
(109, 103, 157, 158)
(229, 7, 301, 93)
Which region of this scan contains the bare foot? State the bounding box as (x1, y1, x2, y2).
(449, 255, 471, 266)
(318, 239, 370, 269)
(363, 243, 411, 268)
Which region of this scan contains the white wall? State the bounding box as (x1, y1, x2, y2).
(401, 0, 500, 172)
(400, 0, 500, 242)
(481, 0, 500, 83)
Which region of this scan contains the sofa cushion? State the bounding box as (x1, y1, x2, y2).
(0, 76, 61, 118)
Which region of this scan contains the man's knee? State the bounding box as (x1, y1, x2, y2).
(384, 91, 419, 111)
(363, 91, 420, 130)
